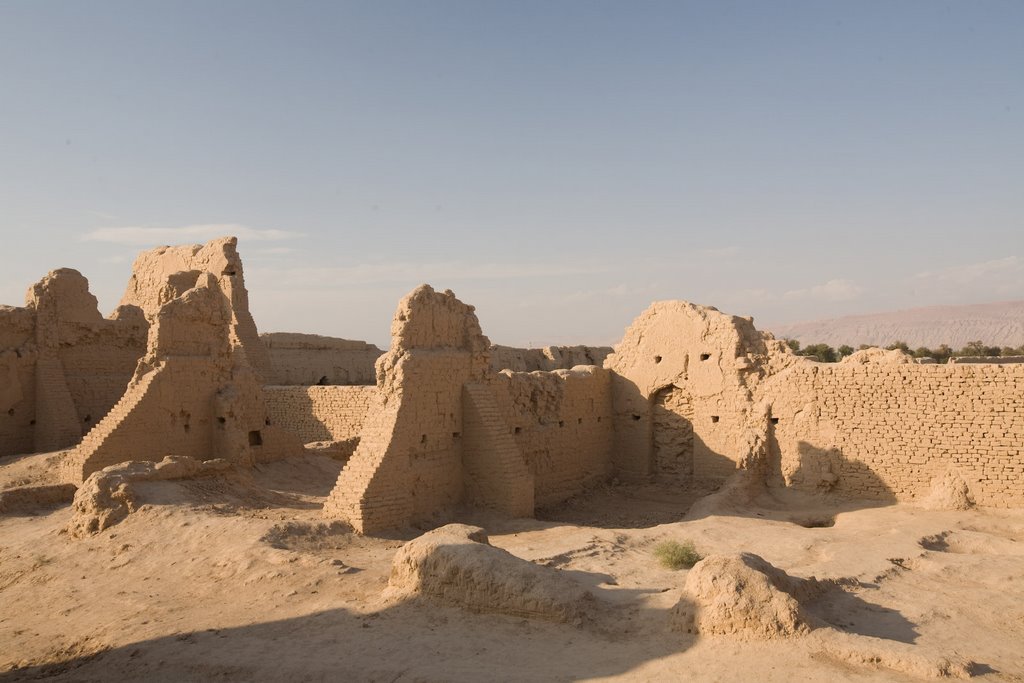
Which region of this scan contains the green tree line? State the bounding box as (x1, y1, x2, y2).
(784, 339, 1024, 364)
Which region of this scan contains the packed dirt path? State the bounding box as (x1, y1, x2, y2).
(2, 454, 1022, 682)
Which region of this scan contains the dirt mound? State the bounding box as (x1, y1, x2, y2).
(921, 469, 974, 511)
(386, 523, 594, 623)
(672, 552, 824, 640)
(66, 456, 231, 537)
(0, 483, 77, 514)
(840, 348, 915, 365)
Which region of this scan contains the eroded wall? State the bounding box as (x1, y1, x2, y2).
(494, 367, 613, 507)
(323, 286, 514, 533)
(605, 301, 795, 484)
(119, 237, 272, 381)
(261, 333, 382, 385)
(64, 242, 304, 482)
(489, 345, 613, 373)
(263, 385, 377, 443)
(0, 271, 147, 458)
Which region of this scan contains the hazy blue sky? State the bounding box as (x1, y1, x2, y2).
(1, 1, 1021, 347)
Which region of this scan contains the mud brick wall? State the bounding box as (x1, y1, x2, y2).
(766, 363, 1024, 506)
(261, 333, 382, 386)
(497, 367, 614, 507)
(263, 385, 377, 443)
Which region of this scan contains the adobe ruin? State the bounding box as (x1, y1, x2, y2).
(1, 237, 1022, 529)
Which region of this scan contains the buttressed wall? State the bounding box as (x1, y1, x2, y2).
(64, 240, 303, 482)
(0, 269, 147, 458)
(323, 285, 534, 533)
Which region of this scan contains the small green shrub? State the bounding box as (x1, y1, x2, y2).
(654, 539, 702, 570)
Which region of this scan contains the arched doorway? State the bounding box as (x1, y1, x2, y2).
(651, 385, 694, 482)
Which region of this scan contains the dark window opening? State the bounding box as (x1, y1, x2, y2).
(452, 432, 461, 439)
(631, 414, 641, 421)
(6, 408, 13, 417)
(577, 417, 583, 424)
(420, 434, 427, 444)
(770, 417, 780, 425)
(248, 430, 263, 446)
(700, 353, 711, 361)
(265, 418, 271, 426)
(29, 419, 36, 426)
(217, 416, 226, 424)
(654, 355, 662, 364)
(84, 414, 91, 422)
(514, 426, 522, 434)
(184, 423, 191, 433)
(558, 420, 565, 428)
(317, 375, 329, 386)
(711, 415, 720, 423)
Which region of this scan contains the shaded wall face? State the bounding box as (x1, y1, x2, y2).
(652, 386, 693, 481)
(765, 363, 1024, 506)
(262, 340, 382, 386)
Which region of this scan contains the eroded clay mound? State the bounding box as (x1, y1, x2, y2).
(387, 523, 592, 623)
(672, 552, 823, 640)
(66, 455, 230, 537)
(839, 347, 915, 365)
(921, 469, 974, 511)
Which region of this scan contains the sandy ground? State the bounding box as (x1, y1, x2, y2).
(1, 453, 1023, 682)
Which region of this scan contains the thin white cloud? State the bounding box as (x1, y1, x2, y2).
(82, 223, 301, 246)
(914, 256, 1021, 286)
(783, 279, 864, 302)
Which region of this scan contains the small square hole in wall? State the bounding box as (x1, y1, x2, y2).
(218, 416, 226, 424)
(420, 434, 427, 444)
(578, 417, 583, 425)
(514, 426, 522, 434)
(452, 432, 461, 439)
(700, 353, 711, 361)
(711, 415, 720, 423)
(7, 408, 14, 416)
(654, 355, 662, 364)
(771, 417, 780, 425)
(558, 421, 565, 428)
(248, 430, 263, 446)
(631, 414, 641, 421)
(596, 416, 602, 422)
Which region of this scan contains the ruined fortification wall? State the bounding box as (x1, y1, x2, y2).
(494, 367, 613, 507)
(118, 237, 272, 381)
(489, 345, 613, 373)
(65, 246, 304, 482)
(261, 333, 382, 385)
(0, 306, 37, 456)
(763, 362, 1024, 506)
(0, 271, 147, 458)
(263, 385, 377, 443)
(605, 301, 795, 484)
(324, 285, 533, 533)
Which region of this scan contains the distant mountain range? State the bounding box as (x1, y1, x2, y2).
(768, 300, 1024, 349)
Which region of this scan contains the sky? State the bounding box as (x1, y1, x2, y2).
(1, 1, 1021, 349)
